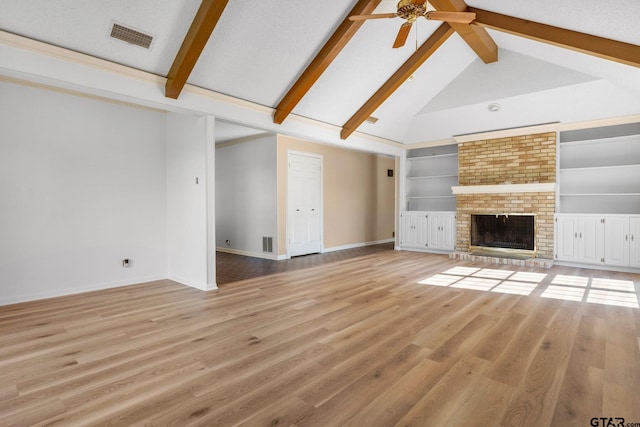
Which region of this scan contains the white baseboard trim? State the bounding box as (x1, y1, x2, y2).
(216, 246, 282, 261)
(0, 275, 167, 306)
(553, 261, 640, 274)
(168, 275, 218, 291)
(397, 246, 453, 255)
(322, 239, 395, 253)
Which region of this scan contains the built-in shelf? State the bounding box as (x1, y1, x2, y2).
(558, 124, 640, 214)
(560, 164, 640, 172)
(408, 174, 458, 180)
(406, 145, 458, 212)
(408, 153, 458, 161)
(560, 193, 640, 197)
(407, 195, 456, 199)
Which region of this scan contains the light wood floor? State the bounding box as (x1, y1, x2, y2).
(1, 251, 639, 426)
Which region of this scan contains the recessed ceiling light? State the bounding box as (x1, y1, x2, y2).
(488, 103, 501, 112)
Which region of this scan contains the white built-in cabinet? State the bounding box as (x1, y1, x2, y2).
(555, 124, 640, 270)
(401, 145, 457, 253)
(555, 214, 640, 268)
(630, 218, 640, 267)
(400, 211, 456, 252)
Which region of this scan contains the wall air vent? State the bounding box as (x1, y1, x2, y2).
(109, 22, 154, 49)
(262, 237, 273, 253)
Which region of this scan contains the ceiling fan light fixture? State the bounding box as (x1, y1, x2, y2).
(488, 103, 501, 112)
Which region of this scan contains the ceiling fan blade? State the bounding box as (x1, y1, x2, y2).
(349, 13, 398, 21)
(393, 22, 412, 49)
(424, 11, 476, 24)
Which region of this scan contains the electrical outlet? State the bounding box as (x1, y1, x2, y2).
(122, 259, 130, 268)
(225, 240, 230, 246)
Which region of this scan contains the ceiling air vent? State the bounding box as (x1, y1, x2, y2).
(109, 22, 154, 49)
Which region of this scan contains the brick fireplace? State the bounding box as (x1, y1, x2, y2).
(453, 131, 556, 260)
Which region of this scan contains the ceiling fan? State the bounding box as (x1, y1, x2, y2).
(349, 0, 476, 48)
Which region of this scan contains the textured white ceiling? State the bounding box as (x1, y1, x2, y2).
(0, 0, 201, 75)
(0, 0, 638, 146)
(420, 50, 599, 114)
(467, 0, 640, 45)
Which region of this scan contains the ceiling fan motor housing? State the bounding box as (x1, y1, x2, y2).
(397, 0, 428, 22)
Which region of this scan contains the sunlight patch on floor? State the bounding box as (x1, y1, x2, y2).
(492, 281, 539, 296)
(417, 267, 639, 308)
(451, 277, 500, 291)
(418, 274, 461, 287)
(587, 289, 639, 308)
(541, 285, 586, 302)
(551, 275, 589, 287)
(471, 269, 514, 280)
(591, 277, 635, 292)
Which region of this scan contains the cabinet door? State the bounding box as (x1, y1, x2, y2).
(416, 213, 429, 249)
(401, 212, 428, 249)
(441, 213, 456, 250)
(425, 213, 456, 250)
(577, 216, 604, 264)
(604, 216, 630, 266)
(400, 213, 418, 248)
(629, 218, 640, 267)
(427, 213, 441, 249)
(556, 215, 578, 261)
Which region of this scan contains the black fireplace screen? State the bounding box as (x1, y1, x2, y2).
(471, 214, 535, 251)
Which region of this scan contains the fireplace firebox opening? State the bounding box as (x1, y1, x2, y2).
(470, 214, 536, 258)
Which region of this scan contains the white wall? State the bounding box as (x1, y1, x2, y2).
(215, 135, 278, 259)
(166, 113, 216, 290)
(0, 82, 167, 305)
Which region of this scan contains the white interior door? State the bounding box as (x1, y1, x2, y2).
(288, 152, 322, 257)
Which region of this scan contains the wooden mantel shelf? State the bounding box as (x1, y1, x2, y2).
(451, 183, 557, 195)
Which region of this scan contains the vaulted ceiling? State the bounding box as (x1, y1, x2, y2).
(1, 0, 639, 148)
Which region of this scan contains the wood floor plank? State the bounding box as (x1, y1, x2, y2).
(392, 356, 492, 426)
(551, 316, 607, 426)
(499, 304, 581, 426)
(604, 322, 640, 390)
(296, 344, 429, 426)
(341, 358, 444, 427)
(487, 299, 562, 387)
(603, 381, 640, 422)
(0, 249, 638, 426)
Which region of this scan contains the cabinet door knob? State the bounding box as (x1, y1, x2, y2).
(574, 232, 577, 238)
(579, 232, 582, 238)
(625, 234, 628, 241)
